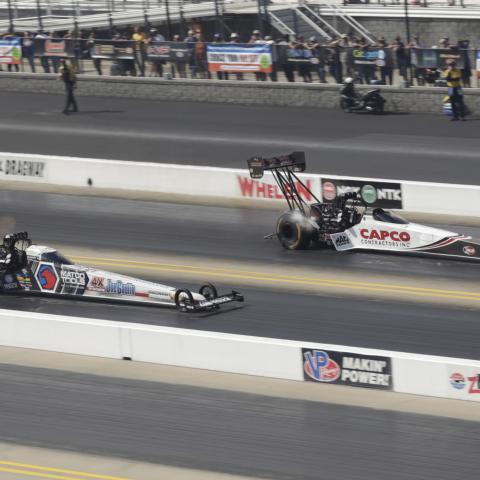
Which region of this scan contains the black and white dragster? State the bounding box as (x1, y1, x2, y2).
(0, 232, 244, 311)
(247, 152, 480, 261)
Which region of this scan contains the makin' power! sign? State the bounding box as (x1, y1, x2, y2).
(302, 349, 393, 390)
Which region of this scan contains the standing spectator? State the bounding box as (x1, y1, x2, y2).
(229, 33, 243, 80)
(87, 31, 102, 75)
(148, 29, 165, 77)
(408, 36, 423, 86)
(169, 34, 187, 78)
(212, 33, 227, 80)
(444, 60, 466, 121)
(264, 36, 277, 82)
(295, 38, 312, 83)
(307, 37, 327, 83)
(250, 30, 266, 81)
(377, 39, 393, 85)
(392, 36, 408, 84)
(22, 31, 36, 72)
(59, 58, 78, 114)
(49, 32, 61, 73)
(131, 25, 146, 76)
(35, 30, 50, 73)
(458, 40, 472, 88)
(194, 31, 209, 79)
(184, 29, 197, 78)
(276, 35, 294, 82)
(327, 41, 342, 84)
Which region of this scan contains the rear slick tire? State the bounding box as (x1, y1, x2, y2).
(276, 212, 312, 250)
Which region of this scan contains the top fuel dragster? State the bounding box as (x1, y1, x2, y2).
(0, 232, 244, 311)
(247, 152, 480, 261)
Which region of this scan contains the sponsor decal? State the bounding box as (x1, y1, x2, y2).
(106, 279, 135, 296)
(61, 268, 87, 287)
(88, 276, 105, 292)
(321, 178, 402, 209)
(303, 350, 341, 382)
(322, 181, 336, 201)
(237, 176, 314, 201)
(361, 184, 377, 204)
(303, 349, 393, 390)
(450, 372, 466, 390)
(331, 233, 352, 249)
(35, 263, 59, 292)
(0, 159, 45, 177)
(359, 228, 411, 247)
(449, 372, 480, 394)
(16, 269, 32, 290)
(463, 245, 476, 256)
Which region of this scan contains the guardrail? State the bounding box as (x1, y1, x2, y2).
(1, 308, 478, 401)
(0, 152, 479, 216)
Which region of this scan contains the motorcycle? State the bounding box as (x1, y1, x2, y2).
(340, 88, 386, 114)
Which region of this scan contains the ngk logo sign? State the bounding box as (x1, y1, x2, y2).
(360, 229, 411, 247)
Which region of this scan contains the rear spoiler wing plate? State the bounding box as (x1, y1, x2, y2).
(247, 152, 306, 179)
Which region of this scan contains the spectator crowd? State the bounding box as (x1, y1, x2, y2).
(0, 27, 475, 87)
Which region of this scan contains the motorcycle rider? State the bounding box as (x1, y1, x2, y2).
(341, 77, 358, 108)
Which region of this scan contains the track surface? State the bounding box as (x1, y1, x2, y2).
(1, 92, 480, 184)
(1, 363, 479, 480)
(1, 190, 479, 358)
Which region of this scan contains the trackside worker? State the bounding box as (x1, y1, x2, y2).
(444, 60, 466, 121)
(59, 58, 78, 115)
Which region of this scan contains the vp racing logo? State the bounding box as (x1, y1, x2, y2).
(303, 350, 341, 382)
(35, 263, 59, 292)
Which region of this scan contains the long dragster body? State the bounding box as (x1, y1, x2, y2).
(0, 233, 244, 312)
(248, 152, 480, 261)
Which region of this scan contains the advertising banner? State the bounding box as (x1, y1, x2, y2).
(34, 38, 76, 57)
(207, 43, 272, 73)
(0, 158, 45, 178)
(412, 48, 465, 69)
(476, 51, 480, 79)
(302, 348, 393, 390)
(0, 38, 22, 64)
(447, 368, 480, 401)
(91, 40, 135, 60)
(351, 47, 379, 65)
(147, 42, 190, 63)
(321, 178, 403, 209)
(236, 172, 319, 202)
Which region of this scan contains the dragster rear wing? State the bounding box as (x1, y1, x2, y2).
(247, 152, 306, 179)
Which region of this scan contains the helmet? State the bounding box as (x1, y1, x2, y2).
(344, 77, 354, 84)
(230, 32, 238, 38)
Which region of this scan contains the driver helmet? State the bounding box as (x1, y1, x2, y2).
(344, 77, 354, 84)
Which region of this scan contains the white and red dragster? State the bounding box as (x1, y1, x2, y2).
(248, 152, 480, 260)
(0, 232, 244, 311)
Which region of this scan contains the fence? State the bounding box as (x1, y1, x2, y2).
(1, 37, 478, 85)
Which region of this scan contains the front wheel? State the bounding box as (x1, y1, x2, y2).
(174, 289, 194, 312)
(199, 283, 218, 300)
(276, 212, 312, 250)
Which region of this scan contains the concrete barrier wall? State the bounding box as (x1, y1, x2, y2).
(0, 72, 477, 114)
(1, 152, 479, 217)
(0, 309, 479, 402)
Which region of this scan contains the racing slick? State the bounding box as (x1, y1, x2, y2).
(0, 232, 244, 312)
